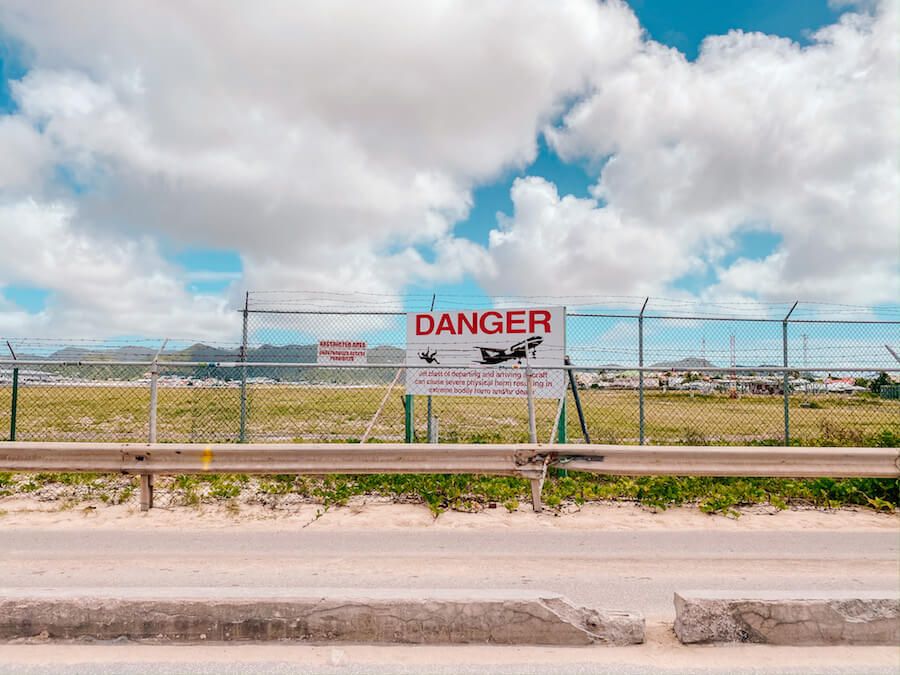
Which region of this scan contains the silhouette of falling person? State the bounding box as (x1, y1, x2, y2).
(418, 348, 439, 364)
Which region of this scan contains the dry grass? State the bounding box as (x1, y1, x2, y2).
(1, 384, 897, 446)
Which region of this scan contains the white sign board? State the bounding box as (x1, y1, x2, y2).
(405, 307, 565, 398)
(317, 340, 367, 365)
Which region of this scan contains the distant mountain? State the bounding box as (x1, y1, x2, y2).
(49, 345, 158, 361)
(650, 357, 716, 369)
(174, 343, 238, 361)
(367, 345, 404, 364)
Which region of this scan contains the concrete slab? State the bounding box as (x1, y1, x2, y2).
(674, 590, 900, 645)
(0, 588, 644, 646)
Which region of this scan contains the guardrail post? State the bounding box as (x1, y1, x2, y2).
(530, 475, 544, 513)
(404, 394, 414, 443)
(140, 474, 154, 511)
(783, 302, 798, 446)
(239, 291, 249, 443)
(638, 298, 648, 445)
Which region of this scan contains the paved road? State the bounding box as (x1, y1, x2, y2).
(1, 654, 898, 675)
(1, 519, 898, 673)
(2, 529, 897, 620)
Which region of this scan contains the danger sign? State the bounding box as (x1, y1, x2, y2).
(317, 340, 367, 365)
(405, 307, 565, 398)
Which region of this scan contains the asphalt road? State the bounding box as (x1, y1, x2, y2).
(1, 515, 898, 673)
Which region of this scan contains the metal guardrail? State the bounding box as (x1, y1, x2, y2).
(1, 442, 897, 512)
(556, 445, 900, 478)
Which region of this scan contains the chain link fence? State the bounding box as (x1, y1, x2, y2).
(1, 295, 898, 447)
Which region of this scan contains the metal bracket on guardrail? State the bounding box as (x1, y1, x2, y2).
(555, 455, 606, 465)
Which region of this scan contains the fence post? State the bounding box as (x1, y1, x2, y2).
(239, 291, 249, 443)
(149, 362, 159, 445)
(9, 366, 17, 442)
(142, 339, 167, 512)
(525, 359, 537, 444)
(428, 414, 439, 444)
(638, 297, 648, 445)
(783, 301, 798, 446)
(524, 353, 542, 511)
(142, 360, 158, 512)
(556, 398, 567, 444)
(426, 394, 436, 443)
(404, 394, 414, 442)
(426, 293, 436, 442)
(565, 357, 591, 444)
(6, 341, 17, 441)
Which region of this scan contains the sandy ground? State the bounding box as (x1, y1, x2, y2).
(1, 495, 897, 531)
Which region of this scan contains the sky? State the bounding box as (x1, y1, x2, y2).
(0, 0, 898, 349)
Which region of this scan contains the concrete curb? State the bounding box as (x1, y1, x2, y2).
(0, 588, 644, 646)
(674, 591, 900, 645)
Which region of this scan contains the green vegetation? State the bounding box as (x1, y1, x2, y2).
(869, 371, 892, 394)
(1, 452, 896, 517)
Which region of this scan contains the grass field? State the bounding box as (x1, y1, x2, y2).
(1, 383, 897, 446)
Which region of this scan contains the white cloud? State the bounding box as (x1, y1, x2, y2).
(0, 115, 52, 191)
(478, 176, 699, 296)
(0, 0, 645, 335)
(479, 0, 899, 304)
(0, 199, 236, 339)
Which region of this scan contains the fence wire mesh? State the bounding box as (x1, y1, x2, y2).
(1, 295, 898, 447)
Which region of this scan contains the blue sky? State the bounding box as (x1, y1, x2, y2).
(0, 0, 897, 354)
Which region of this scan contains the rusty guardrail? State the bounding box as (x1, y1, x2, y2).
(0, 442, 897, 512)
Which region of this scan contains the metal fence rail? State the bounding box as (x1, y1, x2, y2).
(2, 441, 897, 512)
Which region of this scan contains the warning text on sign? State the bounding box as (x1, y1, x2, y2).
(406, 367, 564, 398)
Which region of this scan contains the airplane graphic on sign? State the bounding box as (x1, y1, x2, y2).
(476, 336, 543, 365)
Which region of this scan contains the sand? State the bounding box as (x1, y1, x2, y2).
(0, 495, 896, 532)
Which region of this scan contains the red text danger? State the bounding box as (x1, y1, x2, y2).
(414, 310, 552, 336)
